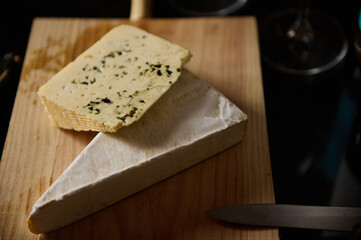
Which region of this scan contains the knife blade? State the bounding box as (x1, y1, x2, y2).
(206, 204, 361, 231)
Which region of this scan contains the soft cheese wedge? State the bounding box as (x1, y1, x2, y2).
(28, 70, 248, 233)
(38, 24, 191, 132)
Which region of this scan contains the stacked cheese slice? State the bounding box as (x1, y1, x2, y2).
(30, 24, 248, 234)
(38, 24, 191, 132)
(28, 70, 247, 233)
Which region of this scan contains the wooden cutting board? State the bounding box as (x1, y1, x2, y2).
(0, 17, 278, 239)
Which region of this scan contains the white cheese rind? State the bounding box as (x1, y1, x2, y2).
(38, 24, 191, 132)
(28, 70, 247, 233)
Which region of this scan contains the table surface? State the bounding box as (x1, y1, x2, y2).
(0, 17, 278, 239)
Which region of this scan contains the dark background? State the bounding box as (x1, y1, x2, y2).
(1, 1, 361, 239)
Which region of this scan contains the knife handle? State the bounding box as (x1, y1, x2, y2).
(130, 0, 152, 20)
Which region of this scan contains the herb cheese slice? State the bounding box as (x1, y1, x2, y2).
(38, 24, 191, 132)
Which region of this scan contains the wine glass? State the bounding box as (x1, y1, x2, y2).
(259, 0, 348, 76)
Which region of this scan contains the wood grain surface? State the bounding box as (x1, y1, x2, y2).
(0, 17, 278, 239)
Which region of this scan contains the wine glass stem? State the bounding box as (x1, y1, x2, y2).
(297, 0, 310, 22)
(286, 0, 314, 52)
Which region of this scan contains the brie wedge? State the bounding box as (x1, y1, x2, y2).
(28, 70, 247, 233)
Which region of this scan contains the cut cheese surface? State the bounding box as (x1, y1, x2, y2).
(38, 24, 191, 132)
(28, 70, 248, 233)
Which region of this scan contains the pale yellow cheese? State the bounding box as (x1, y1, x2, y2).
(38, 24, 191, 132)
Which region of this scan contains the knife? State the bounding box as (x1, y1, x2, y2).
(206, 204, 361, 232)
